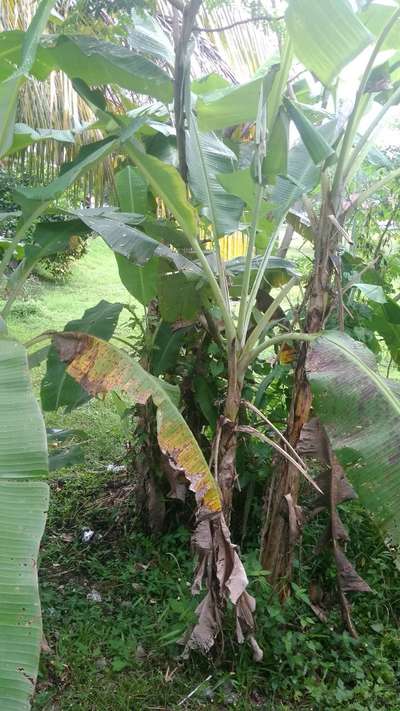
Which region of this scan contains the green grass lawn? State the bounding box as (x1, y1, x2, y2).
(7, 237, 137, 342)
(6, 242, 400, 710)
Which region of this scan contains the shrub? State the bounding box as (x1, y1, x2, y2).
(0, 168, 88, 279)
(40, 236, 88, 281)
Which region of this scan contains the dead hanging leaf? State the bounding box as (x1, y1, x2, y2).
(334, 548, 372, 594)
(53, 332, 259, 657)
(186, 511, 261, 661)
(297, 417, 370, 635)
(162, 454, 187, 503)
(298, 418, 329, 461)
(284, 493, 304, 545)
(185, 590, 221, 654)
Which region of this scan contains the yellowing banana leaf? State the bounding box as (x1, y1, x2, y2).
(54, 332, 220, 511)
(52, 333, 260, 657)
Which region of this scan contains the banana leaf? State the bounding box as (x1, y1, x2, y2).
(307, 331, 400, 544)
(0, 337, 49, 709)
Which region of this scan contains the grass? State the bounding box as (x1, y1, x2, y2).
(7, 237, 137, 342)
(7, 238, 139, 467)
(6, 241, 400, 710)
(33, 473, 400, 710)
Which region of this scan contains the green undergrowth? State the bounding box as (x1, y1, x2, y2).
(33, 466, 400, 711)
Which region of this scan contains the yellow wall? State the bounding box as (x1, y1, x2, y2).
(205, 232, 249, 260)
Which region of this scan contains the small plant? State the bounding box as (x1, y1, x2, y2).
(40, 235, 87, 280)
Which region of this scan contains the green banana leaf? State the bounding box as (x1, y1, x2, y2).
(186, 115, 244, 236)
(196, 62, 280, 132)
(360, 3, 400, 51)
(129, 8, 174, 65)
(283, 98, 334, 164)
(307, 330, 400, 545)
(370, 298, 400, 366)
(0, 0, 56, 157)
(14, 137, 118, 221)
(271, 119, 339, 219)
(0, 337, 49, 709)
(123, 142, 198, 240)
(0, 32, 173, 103)
(286, 0, 372, 86)
(5, 124, 74, 157)
(115, 166, 149, 215)
(225, 255, 299, 297)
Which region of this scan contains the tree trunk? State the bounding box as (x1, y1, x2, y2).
(260, 344, 311, 589)
(260, 204, 337, 591)
(132, 402, 166, 534)
(216, 343, 243, 522)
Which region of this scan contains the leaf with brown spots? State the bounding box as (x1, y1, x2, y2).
(53, 332, 259, 656)
(54, 332, 221, 513)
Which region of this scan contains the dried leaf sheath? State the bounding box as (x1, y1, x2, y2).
(298, 418, 371, 636)
(53, 332, 260, 656)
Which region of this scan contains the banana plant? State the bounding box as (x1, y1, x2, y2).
(2, 0, 400, 698)
(0, 0, 190, 703)
(260, 0, 400, 609)
(1, 0, 311, 671)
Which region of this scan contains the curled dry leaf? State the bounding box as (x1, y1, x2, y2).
(298, 417, 371, 635)
(284, 493, 304, 546)
(162, 454, 187, 503)
(52, 332, 260, 658)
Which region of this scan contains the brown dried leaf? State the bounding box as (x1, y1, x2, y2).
(186, 591, 220, 654)
(284, 493, 304, 545)
(331, 511, 349, 543)
(162, 455, 187, 503)
(298, 418, 329, 460)
(299, 418, 357, 507)
(334, 548, 372, 593)
(187, 514, 258, 656)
